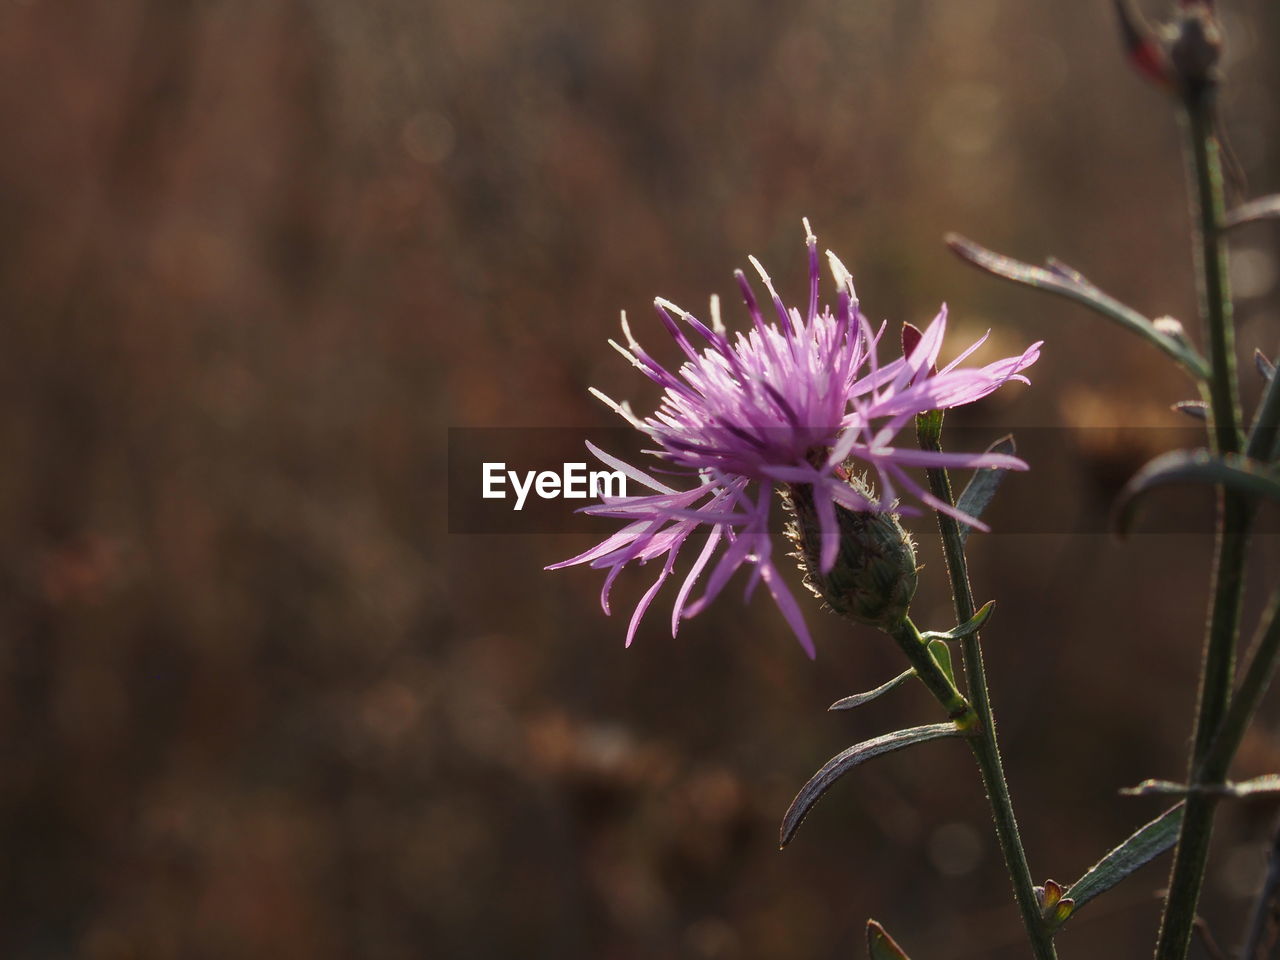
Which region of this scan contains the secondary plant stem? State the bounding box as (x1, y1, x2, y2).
(1155, 89, 1253, 960)
(889, 618, 977, 731)
(1203, 591, 1280, 783)
(917, 417, 1058, 960)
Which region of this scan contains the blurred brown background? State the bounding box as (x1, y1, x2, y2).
(0, 0, 1278, 957)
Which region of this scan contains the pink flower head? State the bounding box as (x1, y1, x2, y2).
(548, 223, 1040, 657)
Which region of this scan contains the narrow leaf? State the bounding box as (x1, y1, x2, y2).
(920, 600, 995, 643)
(1227, 775, 1280, 797)
(1121, 775, 1280, 799)
(867, 920, 913, 960)
(1248, 354, 1280, 463)
(1172, 400, 1208, 421)
(946, 234, 1209, 379)
(949, 599, 994, 640)
(1224, 194, 1280, 230)
(1257, 349, 1276, 384)
(928, 639, 956, 686)
(1045, 257, 1091, 286)
(1058, 803, 1184, 921)
(1119, 779, 1189, 797)
(956, 435, 1016, 544)
(781, 724, 962, 848)
(830, 668, 915, 711)
(1116, 449, 1280, 532)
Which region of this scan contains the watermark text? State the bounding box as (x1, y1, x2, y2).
(482, 462, 628, 510)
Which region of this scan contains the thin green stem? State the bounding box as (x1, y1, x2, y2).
(1188, 105, 1244, 461)
(916, 415, 1058, 960)
(1202, 590, 1280, 783)
(1155, 91, 1253, 960)
(889, 617, 978, 731)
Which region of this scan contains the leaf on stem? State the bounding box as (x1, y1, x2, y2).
(920, 600, 996, 643)
(927, 639, 956, 686)
(1115, 449, 1280, 533)
(1121, 775, 1280, 799)
(867, 920, 913, 960)
(956, 436, 1017, 544)
(830, 668, 916, 711)
(1055, 803, 1185, 926)
(1218, 776, 1280, 798)
(1172, 400, 1208, 421)
(945, 234, 1209, 379)
(780, 724, 962, 848)
(1257, 350, 1276, 384)
(1118, 779, 1190, 797)
(1247, 354, 1280, 463)
(1224, 194, 1280, 230)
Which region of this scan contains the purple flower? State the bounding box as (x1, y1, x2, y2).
(549, 223, 1040, 657)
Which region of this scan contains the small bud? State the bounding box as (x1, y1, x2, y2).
(1113, 0, 1223, 98)
(901, 322, 938, 387)
(1170, 2, 1222, 96)
(1153, 315, 1187, 340)
(1040, 878, 1063, 913)
(1256, 349, 1275, 383)
(901, 322, 922, 358)
(784, 475, 918, 632)
(1113, 0, 1175, 91)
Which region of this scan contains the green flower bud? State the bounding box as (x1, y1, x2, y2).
(783, 475, 918, 632)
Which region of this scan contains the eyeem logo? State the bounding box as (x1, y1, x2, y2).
(482, 462, 628, 511)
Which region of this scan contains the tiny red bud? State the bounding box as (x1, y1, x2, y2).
(901, 321, 923, 358)
(900, 321, 937, 383)
(1113, 0, 1176, 91)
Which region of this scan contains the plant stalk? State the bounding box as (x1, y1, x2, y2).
(1154, 88, 1252, 960)
(1202, 590, 1280, 786)
(917, 416, 1058, 960)
(889, 617, 978, 731)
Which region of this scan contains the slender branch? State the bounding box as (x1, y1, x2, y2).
(1202, 590, 1280, 784)
(1155, 87, 1254, 960)
(1185, 85, 1247, 768)
(1189, 109, 1244, 461)
(1193, 916, 1230, 960)
(916, 414, 1058, 960)
(1242, 819, 1280, 960)
(888, 617, 978, 732)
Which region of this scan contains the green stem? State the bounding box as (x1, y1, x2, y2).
(916, 415, 1058, 960)
(889, 617, 978, 731)
(1155, 90, 1253, 960)
(1202, 590, 1280, 784)
(1187, 105, 1244, 461)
